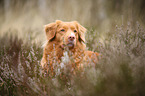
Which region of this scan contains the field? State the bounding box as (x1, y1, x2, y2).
(0, 0, 145, 96)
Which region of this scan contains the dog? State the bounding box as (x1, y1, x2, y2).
(41, 20, 99, 74)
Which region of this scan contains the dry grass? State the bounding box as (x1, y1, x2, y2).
(0, 0, 145, 95)
(0, 21, 145, 96)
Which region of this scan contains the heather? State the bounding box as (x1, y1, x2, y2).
(0, 0, 145, 96)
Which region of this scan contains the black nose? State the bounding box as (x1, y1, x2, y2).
(68, 35, 75, 41)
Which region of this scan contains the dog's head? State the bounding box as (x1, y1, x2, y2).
(44, 20, 86, 49)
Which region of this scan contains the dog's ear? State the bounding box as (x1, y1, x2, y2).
(56, 20, 62, 25)
(45, 23, 56, 41)
(73, 21, 86, 43)
(45, 20, 62, 41)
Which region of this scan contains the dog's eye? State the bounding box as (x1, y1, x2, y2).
(74, 30, 77, 32)
(61, 29, 65, 32)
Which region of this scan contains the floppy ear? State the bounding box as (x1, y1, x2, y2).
(45, 22, 56, 41)
(45, 20, 62, 41)
(55, 20, 62, 25)
(73, 21, 87, 43)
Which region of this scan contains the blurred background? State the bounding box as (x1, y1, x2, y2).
(1, 1, 145, 95)
(0, 0, 145, 42)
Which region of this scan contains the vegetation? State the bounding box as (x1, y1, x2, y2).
(0, 22, 145, 96)
(0, 0, 145, 96)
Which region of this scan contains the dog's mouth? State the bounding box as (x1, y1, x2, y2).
(67, 43, 74, 48)
(61, 42, 75, 49)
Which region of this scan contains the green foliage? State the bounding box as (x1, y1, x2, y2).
(0, 22, 145, 96)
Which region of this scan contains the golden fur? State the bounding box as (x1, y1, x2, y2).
(41, 20, 99, 73)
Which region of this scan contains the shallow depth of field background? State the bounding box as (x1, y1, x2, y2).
(0, 0, 145, 43)
(0, 0, 145, 96)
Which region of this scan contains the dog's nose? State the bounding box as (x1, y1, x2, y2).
(68, 35, 75, 41)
